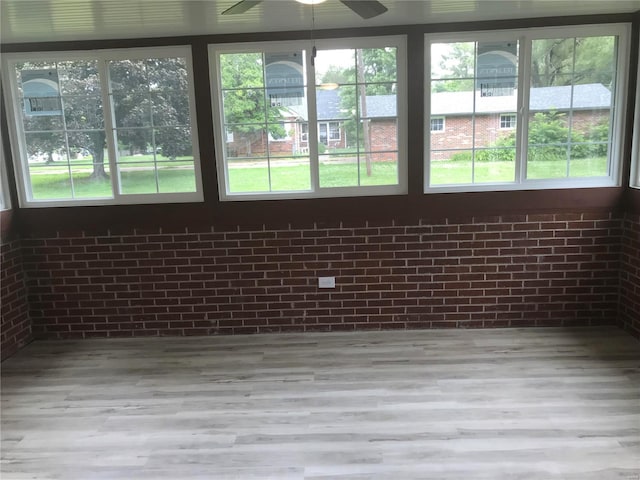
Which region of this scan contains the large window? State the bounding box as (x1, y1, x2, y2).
(209, 37, 407, 200)
(425, 25, 629, 191)
(2, 47, 202, 206)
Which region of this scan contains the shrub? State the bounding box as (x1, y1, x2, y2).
(450, 151, 472, 162)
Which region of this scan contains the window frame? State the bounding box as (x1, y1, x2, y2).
(631, 38, 640, 190)
(1, 46, 203, 208)
(209, 36, 408, 201)
(499, 113, 517, 129)
(430, 116, 445, 133)
(0, 136, 11, 211)
(424, 24, 630, 193)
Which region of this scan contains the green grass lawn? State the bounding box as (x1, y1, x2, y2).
(430, 157, 607, 185)
(26, 157, 608, 199)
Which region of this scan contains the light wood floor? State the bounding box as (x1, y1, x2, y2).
(2, 327, 639, 479)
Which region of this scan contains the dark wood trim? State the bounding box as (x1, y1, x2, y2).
(0, 209, 17, 240)
(15, 187, 624, 237)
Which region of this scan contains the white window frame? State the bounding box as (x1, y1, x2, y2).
(499, 113, 517, 129)
(2, 46, 203, 208)
(328, 121, 341, 141)
(0, 138, 11, 211)
(209, 36, 407, 201)
(430, 116, 445, 132)
(631, 39, 640, 189)
(425, 24, 630, 193)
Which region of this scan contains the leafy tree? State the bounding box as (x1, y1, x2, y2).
(20, 57, 194, 180)
(324, 48, 397, 160)
(219, 53, 285, 156)
(525, 36, 614, 88)
(432, 42, 475, 92)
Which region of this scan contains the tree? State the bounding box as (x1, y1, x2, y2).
(432, 42, 475, 92)
(20, 57, 194, 181)
(326, 47, 397, 175)
(219, 53, 285, 156)
(531, 36, 615, 88)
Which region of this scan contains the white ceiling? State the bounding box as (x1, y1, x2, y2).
(2, 0, 639, 44)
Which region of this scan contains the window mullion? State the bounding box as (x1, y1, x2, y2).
(307, 46, 320, 192)
(98, 57, 120, 201)
(516, 34, 532, 184)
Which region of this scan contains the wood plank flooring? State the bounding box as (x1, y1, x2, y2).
(2, 327, 639, 479)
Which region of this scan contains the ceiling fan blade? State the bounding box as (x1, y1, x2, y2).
(222, 0, 262, 15)
(339, 0, 388, 19)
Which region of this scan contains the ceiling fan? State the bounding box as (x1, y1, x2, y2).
(222, 0, 388, 20)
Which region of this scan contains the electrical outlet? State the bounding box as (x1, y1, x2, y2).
(318, 276, 336, 288)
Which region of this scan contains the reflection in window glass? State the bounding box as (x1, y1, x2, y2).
(218, 50, 310, 193)
(6, 50, 200, 204)
(13, 59, 111, 200)
(315, 47, 399, 188)
(528, 36, 615, 180)
(109, 57, 196, 194)
(212, 38, 406, 199)
(429, 40, 519, 186)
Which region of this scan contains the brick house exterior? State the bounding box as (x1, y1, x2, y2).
(226, 83, 611, 160)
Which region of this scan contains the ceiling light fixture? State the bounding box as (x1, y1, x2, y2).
(295, 0, 328, 4)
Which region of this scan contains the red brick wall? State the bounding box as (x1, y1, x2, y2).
(20, 212, 620, 339)
(430, 111, 608, 158)
(370, 120, 397, 162)
(1, 236, 31, 360)
(619, 212, 640, 339)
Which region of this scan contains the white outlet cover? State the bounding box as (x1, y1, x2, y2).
(318, 277, 336, 288)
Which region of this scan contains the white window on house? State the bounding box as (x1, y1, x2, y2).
(500, 114, 517, 129)
(425, 24, 630, 192)
(328, 121, 341, 141)
(209, 36, 407, 200)
(430, 117, 445, 132)
(2, 47, 203, 207)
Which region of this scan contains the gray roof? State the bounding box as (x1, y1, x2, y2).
(286, 83, 611, 120)
(431, 83, 611, 116)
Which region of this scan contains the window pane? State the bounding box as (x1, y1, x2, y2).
(146, 57, 188, 92)
(527, 36, 616, 181)
(316, 47, 400, 191)
(157, 162, 197, 193)
(71, 163, 111, 198)
(25, 131, 71, 199)
(430, 150, 473, 185)
(109, 59, 148, 93)
(219, 53, 264, 89)
(359, 151, 398, 186)
(57, 61, 101, 96)
(63, 95, 103, 130)
(431, 42, 475, 80)
(112, 94, 151, 127)
(15, 59, 113, 201)
(227, 158, 270, 193)
(319, 154, 358, 188)
(151, 90, 190, 126)
(474, 148, 516, 183)
(118, 162, 158, 194)
(429, 40, 519, 186)
(155, 127, 193, 162)
(314, 49, 356, 85)
(269, 157, 311, 191)
(219, 49, 309, 195)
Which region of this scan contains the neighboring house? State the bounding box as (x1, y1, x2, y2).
(226, 84, 611, 160)
(429, 83, 612, 157)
